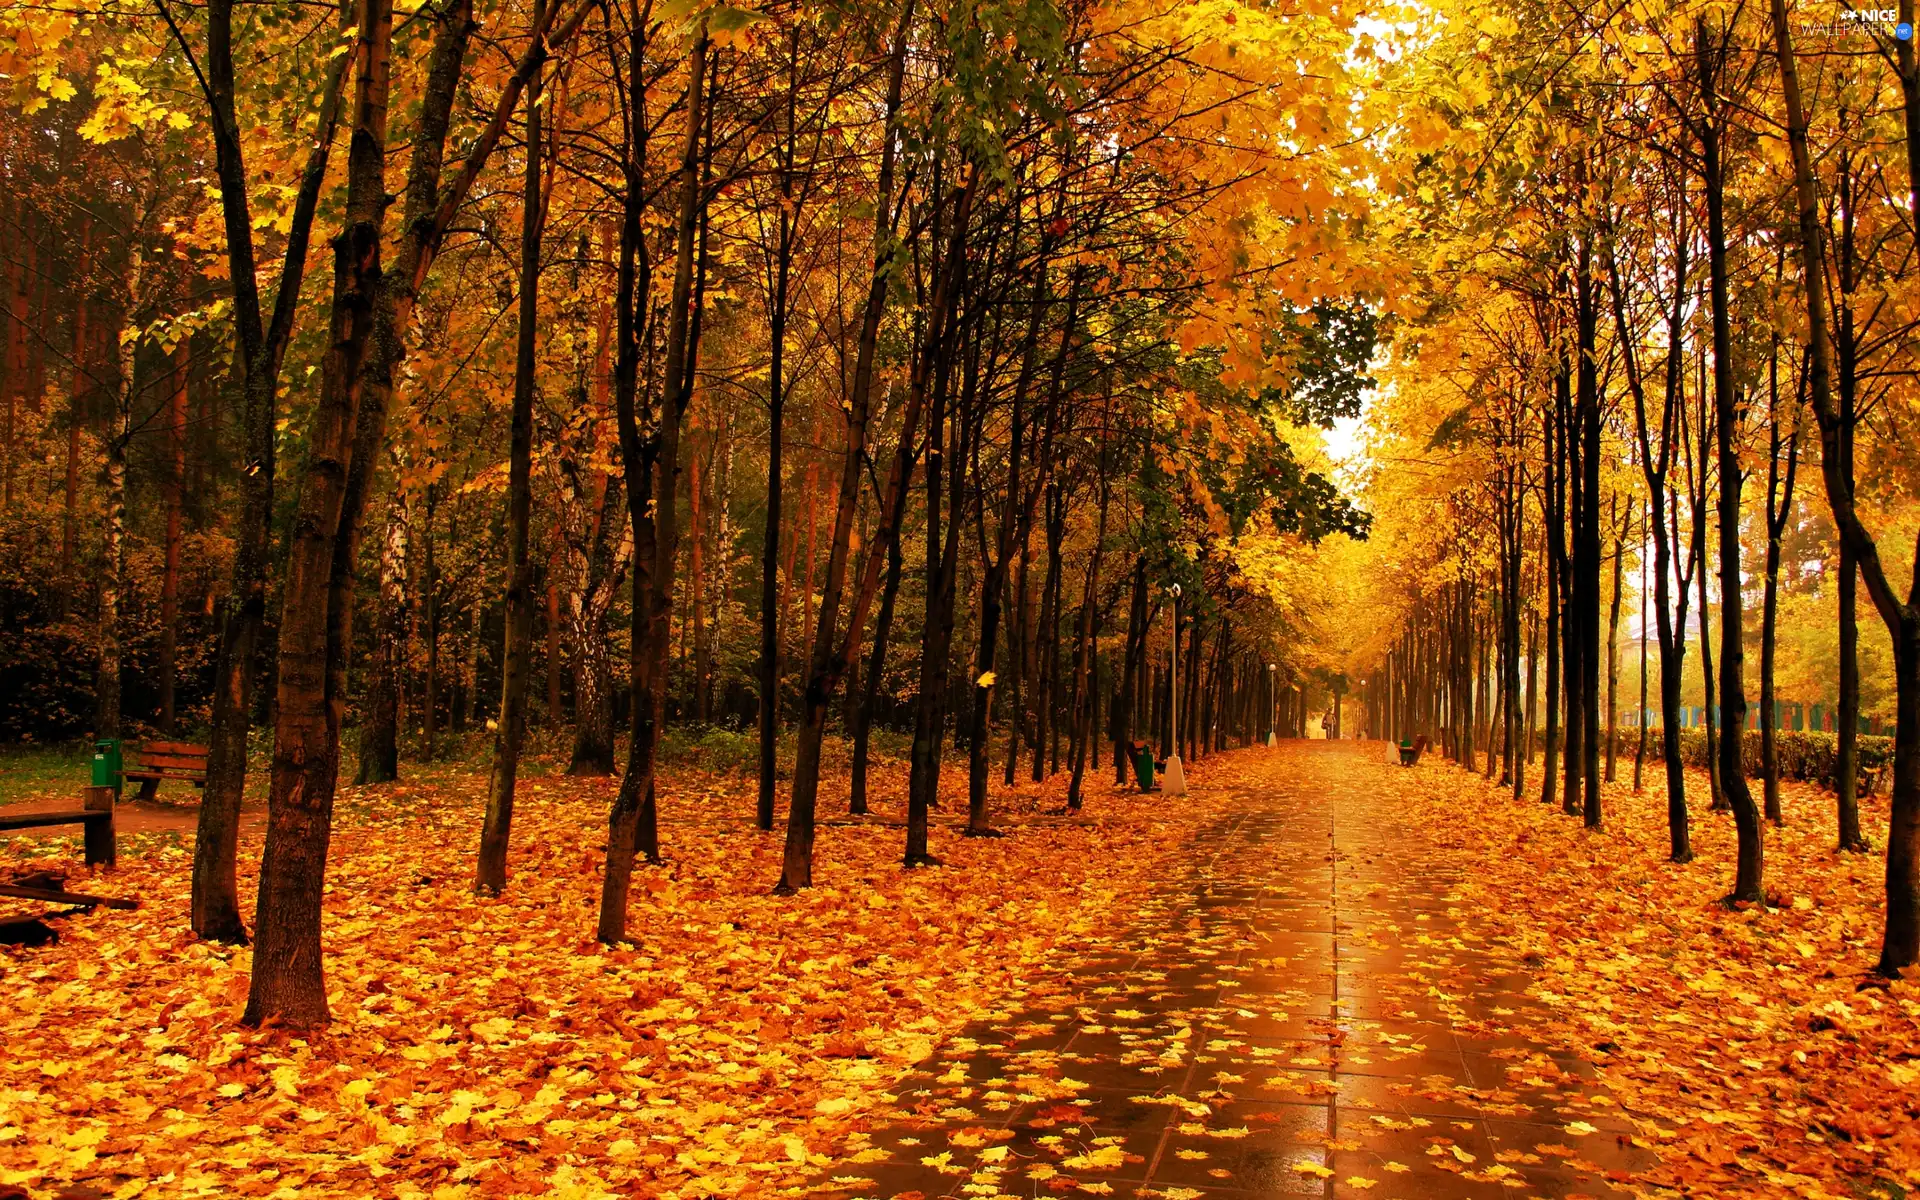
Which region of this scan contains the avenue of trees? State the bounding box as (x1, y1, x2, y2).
(1336, 0, 1920, 978)
(7, 0, 1919, 1030)
(0, 0, 1390, 1025)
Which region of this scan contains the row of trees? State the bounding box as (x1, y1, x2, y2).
(1343, 0, 1919, 976)
(0, 0, 1396, 1026)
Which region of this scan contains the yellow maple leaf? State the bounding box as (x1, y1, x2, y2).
(1062, 1145, 1127, 1171)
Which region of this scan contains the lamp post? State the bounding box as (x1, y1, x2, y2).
(1266, 663, 1277, 747)
(1163, 584, 1187, 795)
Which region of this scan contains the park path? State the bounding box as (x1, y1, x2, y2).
(814, 740, 1657, 1200)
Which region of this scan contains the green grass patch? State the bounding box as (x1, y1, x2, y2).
(0, 742, 93, 808)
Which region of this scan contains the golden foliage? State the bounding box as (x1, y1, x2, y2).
(1397, 756, 1920, 1197)
(1, 763, 1238, 1198)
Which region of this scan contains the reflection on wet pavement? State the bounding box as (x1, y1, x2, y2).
(809, 742, 1659, 1199)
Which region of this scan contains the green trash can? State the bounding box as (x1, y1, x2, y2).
(1131, 742, 1156, 793)
(92, 738, 123, 797)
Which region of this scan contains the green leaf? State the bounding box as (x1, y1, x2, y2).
(1425, 403, 1475, 451)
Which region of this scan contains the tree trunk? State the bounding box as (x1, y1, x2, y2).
(1067, 428, 1111, 811)
(849, 533, 903, 815)
(965, 256, 1052, 833)
(778, 127, 961, 891)
(423, 486, 440, 762)
(246, 0, 518, 1015)
(702, 421, 731, 724)
(2, 207, 24, 513)
(1501, 478, 1521, 789)
(1604, 501, 1623, 784)
(1773, 0, 1920, 972)
(1006, 529, 1031, 784)
(687, 447, 706, 720)
(1182, 613, 1203, 761)
(1695, 441, 1724, 813)
(1612, 198, 1693, 860)
(905, 336, 968, 867)
(1836, 330, 1868, 849)
(800, 464, 818, 664)
(1523, 604, 1537, 777)
(568, 595, 619, 774)
(456, 581, 478, 733)
(355, 479, 408, 784)
(1114, 557, 1147, 783)
(567, 483, 628, 776)
(1049, 509, 1066, 775)
(775, 0, 917, 852)
(1636, 499, 1649, 794)
(96, 394, 128, 743)
(193, 147, 293, 934)
(1459, 581, 1475, 771)
(96, 246, 145, 745)
(546, 556, 563, 726)
(246, 0, 398, 1027)
(1574, 239, 1603, 830)
(602, 25, 708, 940)
(60, 223, 90, 616)
(1032, 484, 1063, 781)
(1698, 22, 1764, 899)
(1761, 345, 1799, 826)
(1511, 483, 1526, 789)
(756, 107, 791, 830)
(477, 11, 546, 895)
(1481, 597, 1495, 778)
(160, 342, 189, 736)
(1541, 388, 1562, 806)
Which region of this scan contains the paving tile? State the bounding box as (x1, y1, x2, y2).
(800, 746, 1662, 1200)
(1333, 1047, 1471, 1081)
(1148, 1138, 1332, 1195)
(1329, 1072, 1495, 1121)
(1481, 1117, 1656, 1166)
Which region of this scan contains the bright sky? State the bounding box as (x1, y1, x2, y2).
(1325, 412, 1366, 469)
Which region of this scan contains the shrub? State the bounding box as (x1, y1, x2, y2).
(1615, 727, 1891, 794)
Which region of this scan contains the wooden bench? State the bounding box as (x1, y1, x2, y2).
(0, 787, 116, 866)
(122, 741, 210, 801)
(1397, 734, 1430, 767)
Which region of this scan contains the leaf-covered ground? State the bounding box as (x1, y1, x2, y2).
(805, 741, 1662, 1200)
(796, 742, 1917, 1200)
(1398, 748, 1920, 1198)
(1, 752, 1234, 1200)
(5, 740, 1917, 1200)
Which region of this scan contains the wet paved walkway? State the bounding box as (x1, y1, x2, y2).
(816, 741, 1657, 1200)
